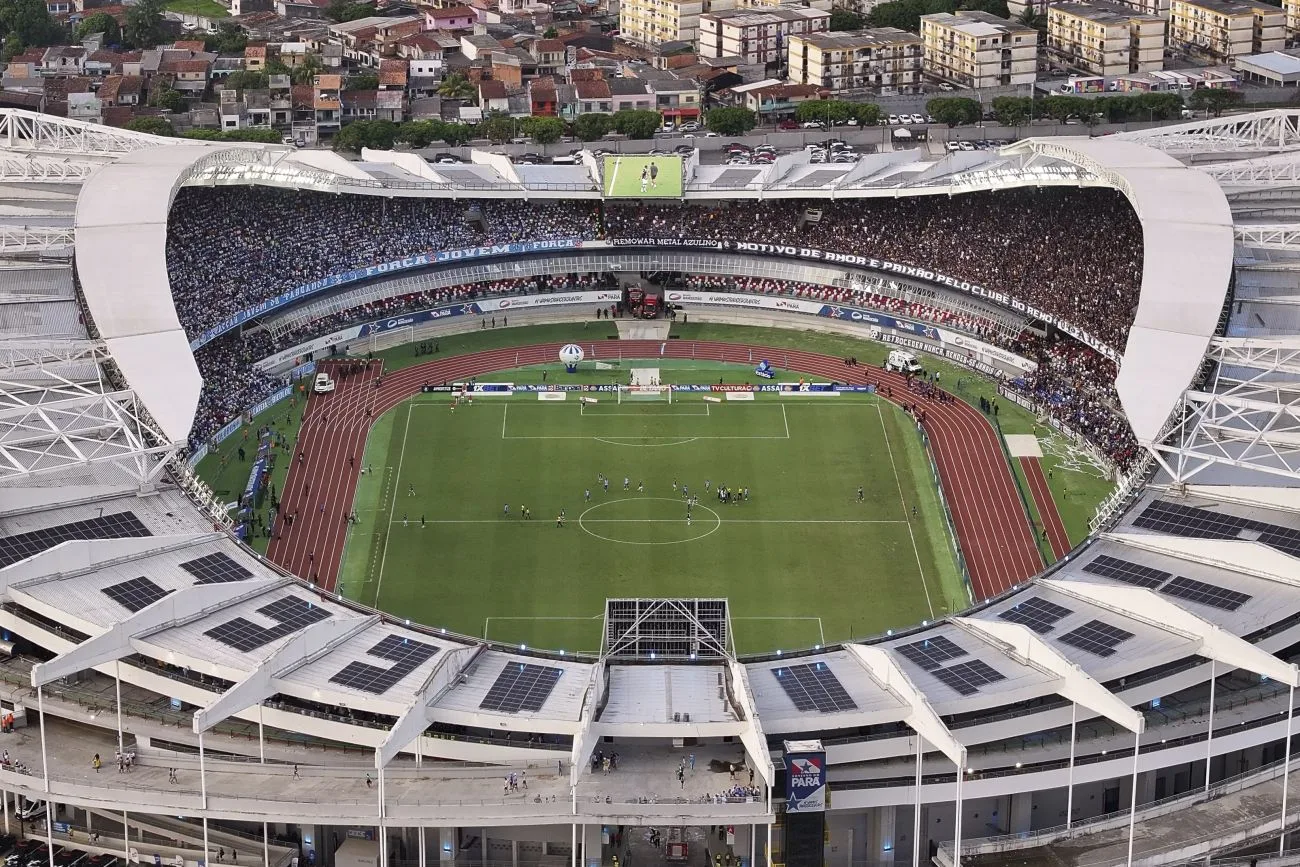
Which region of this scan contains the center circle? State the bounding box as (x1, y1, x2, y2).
(577, 497, 722, 546)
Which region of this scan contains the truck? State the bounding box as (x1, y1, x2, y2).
(885, 349, 923, 374)
(641, 291, 661, 319)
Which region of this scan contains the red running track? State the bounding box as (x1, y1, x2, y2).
(265, 342, 1043, 602)
(1020, 456, 1072, 560)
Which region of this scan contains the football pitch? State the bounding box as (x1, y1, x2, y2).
(339, 361, 967, 654)
(602, 155, 684, 198)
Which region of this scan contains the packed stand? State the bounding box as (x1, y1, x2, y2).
(166, 187, 603, 341)
(604, 189, 1144, 351)
(190, 332, 285, 450)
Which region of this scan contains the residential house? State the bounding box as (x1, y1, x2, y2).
(425, 5, 478, 29)
(575, 78, 612, 112)
(212, 56, 245, 81)
(67, 91, 102, 122)
(379, 58, 409, 89)
(738, 80, 821, 118)
(1169, 0, 1284, 61)
(919, 9, 1039, 88)
(276, 0, 331, 17)
(461, 33, 503, 61)
(478, 77, 512, 111)
(98, 74, 143, 105)
(530, 38, 565, 75)
(619, 0, 738, 47)
(555, 82, 578, 120)
(230, 0, 274, 15)
(1047, 2, 1165, 75)
(492, 51, 524, 87)
(394, 33, 451, 61)
(330, 16, 424, 65)
(83, 50, 126, 77)
(647, 75, 700, 122)
(42, 46, 87, 75)
(245, 89, 271, 125)
(528, 77, 558, 114)
(46, 0, 73, 14)
(313, 73, 342, 136)
(1, 61, 45, 96)
(245, 44, 268, 70)
(219, 89, 247, 128)
(698, 7, 830, 66)
(158, 57, 213, 98)
(320, 42, 344, 68)
(609, 76, 653, 111)
(269, 74, 293, 127)
(787, 27, 923, 93)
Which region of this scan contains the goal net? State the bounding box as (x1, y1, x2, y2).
(617, 385, 673, 404)
(368, 325, 413, 354)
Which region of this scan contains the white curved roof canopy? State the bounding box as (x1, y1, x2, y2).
(72, 134, 1236, 448)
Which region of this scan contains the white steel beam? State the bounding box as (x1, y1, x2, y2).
(1234, 224, 1300, 250)
(375, 644, 486, 767)
(846, 645, 966, 767)
(1117, 110, 1300, 154)
(0, 225, 74, 254)
(0, 152, 102, 183)
(0, 108, 172, 155)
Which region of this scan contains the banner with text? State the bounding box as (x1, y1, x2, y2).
(785, 749, 828, 813)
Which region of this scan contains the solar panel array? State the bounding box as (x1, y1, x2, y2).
(329, 634, 439, 694)
(180, 552, 254, 585)
(480, 663, 564, 713)
(771, 662, 859, 713)
(896, 635, 968, 671)
(102, 576, 171, 613)
(1135, 499, 1300, 558)
(930, 660, 1006, 696)
(998, 597, 1073, 634)
(1160, 576, 1252, 611)
(1081, 555, 1169, 589)
(1057, 620, 1135, 657)
(0, 512, 151, 569)
(204, 596, 330, 652)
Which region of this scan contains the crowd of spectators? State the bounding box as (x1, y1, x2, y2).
(174, 187, 1145, 465)
(603, 189, 1144, 351)
(166, 188, 603, 340)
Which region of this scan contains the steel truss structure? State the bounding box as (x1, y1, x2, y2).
(1118, 110, 1300, 154)
(1201, 154, 1300, 190)
(0, 151, 104, 183)
(0, 225, 74, 255)
(0, 339, 179, 483)
(0, 108, 170, 155)
(1233, 224, 1300, 250)
(1148, 337, 1300, 483)
(602, 598, 733, 660)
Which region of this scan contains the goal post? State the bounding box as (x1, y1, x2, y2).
(617, 385, 673, 404)
(368, 325, 413, 354)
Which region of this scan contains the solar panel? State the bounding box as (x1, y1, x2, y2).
(102, 576, 171, 613)
(997, 597, 1073, 634)
(1057, 620, 1135, 657)
(0, 511, 151, 569)
(204, 595, 330, 652)
(930, 660, 1006, 696)
(712, 169, 761, 187)
(480, 663, 564, 713)
(896, 635, 968, 671)
(329, 634, 439, 694)
(1081, 554, 1169, 589)
(771, 662, 859, 713)
(1159, 576, 1252, 612)
(1136, 499, 1300, 560)
(180, 552, 254, 585)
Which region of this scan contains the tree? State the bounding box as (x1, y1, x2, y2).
(706, 106, 757, 135)
(573, 112, 613, 141)
(925, 96, 980, 127)
(612, 109, 661, 139)
(439, 121, 475, 146)
(224, 69, 269, 92)
(124, 0, 166, 48)
(478, 113, 516, 143)
(520, 115, 565, 144)
(1131, 90, 1183, 121)
(543, 25, 558, 37)
(76, 12, 121, 45)
(795, 99, 855, 125)
(0, 0, 65, 50)
(290, 53, 325, 85)
(149, 84, 186, 113)
(1016, 6, 1044, 30)
(345, 72, 379, 91)
(828, 8, 864, 29)
(203, 20, 247, 53)
(124, 116, 176, 136)
(1188, 87, 1242, 118)
(853, 102, 882, 126)
(990, 95, 1032, 127)
(332, 119, 398, 151)
(1039, 94, 1083, 122)
(1, 35, 25, 63)
(437, 73, 476, 102)
(325, 0, 376, 21)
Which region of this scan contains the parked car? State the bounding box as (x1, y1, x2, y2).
(888, 114, 900, 124)
(673, 144, 695, 155)
(800, 121, 824, 129)
(909, 114, 925, 125)
(659, 122, 676, 133)
(777, 119, 799, 130)
(938, 82, 956, 91)
(54, 849, 88, 867)
(958, 141, 975, 151)
(679, 121, 700, 132)
(945, 141, 961, 152)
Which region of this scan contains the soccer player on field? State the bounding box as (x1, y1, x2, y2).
(857, 486, 864, 502)
(503, 503, 509, 518)
(585, 489, 591, 502)
(623, 477, 630, 491)
(637, 480, 644, 493)
(603, 478, 609, 493)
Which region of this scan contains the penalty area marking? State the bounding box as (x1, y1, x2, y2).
(500, 403, 791, 441)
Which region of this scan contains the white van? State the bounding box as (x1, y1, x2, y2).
(313, 373, 335, 394)
(17, 799, 44, 820)
(885, 349, 923, 374)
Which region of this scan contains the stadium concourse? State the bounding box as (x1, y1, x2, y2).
(9, 104, 1300, 867)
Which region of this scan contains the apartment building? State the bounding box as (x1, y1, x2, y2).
(919, 10, 1038, 88)
(1168, 0, 1283, 62)
(1288, 0, 1300, 41)
(787, 27, 923, 93)
(698, 7, 830, 65)
(620, 0, 737, 47)
(1047, 1, 1165, 75)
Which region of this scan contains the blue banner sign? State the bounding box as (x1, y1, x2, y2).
(784, 740, 827, 813)
(190, 241, 585, 350)
(817, 305, 941, 341)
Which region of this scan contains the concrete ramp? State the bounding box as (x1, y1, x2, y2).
(615, 320, 671, 340)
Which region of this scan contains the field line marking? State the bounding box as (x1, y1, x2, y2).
(502, 404, 508, 439)
(504, 435, 790, 440)
(390, 518, 907, 524)
(373, 403, 413, 608)
(783, 403, 789, 439)
(877, 403, 935, 620)
(606, 157, 621, 196)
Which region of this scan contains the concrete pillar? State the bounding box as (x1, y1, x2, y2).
(1135, 771, 1156, 807)
(439, 829, 456, 863)
(1009, 793, 1032, 835)
(512, 840, 519, 867)
(875, 806, 897, 863)
(481, 829, 489, 867)
(582, 824, 602, 867)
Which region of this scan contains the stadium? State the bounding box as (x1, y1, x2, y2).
(3, 104, 1300, 867)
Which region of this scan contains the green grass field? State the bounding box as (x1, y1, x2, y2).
(338, 360, 966, 653)
(164, 0, 230, 16)
(196, 321, 1114, 654)
(603, 155, 684, 198)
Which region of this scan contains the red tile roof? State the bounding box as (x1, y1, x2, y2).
(574, 79, 610, 99)
(478, 78, 507, 99)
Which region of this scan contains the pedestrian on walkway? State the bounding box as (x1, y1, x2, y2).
(293, 764, 300, 780)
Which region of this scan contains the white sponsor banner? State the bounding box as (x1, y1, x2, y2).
(943, 332, 1038, 373)
(255, 326, 365, 372)
(476, 290, 622, 313)
(662, 291, 823, 314)
(724, 392, 754, 401)
(538, 392, 568, 401)
(779, 391, 841, 397)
